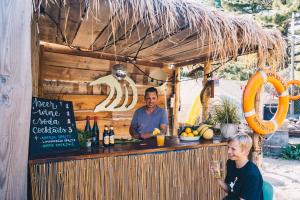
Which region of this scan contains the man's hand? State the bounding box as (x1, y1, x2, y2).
(131, 133, 140, 139)
(140, 133, 153, 139)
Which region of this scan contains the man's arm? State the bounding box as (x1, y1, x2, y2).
(159, 109, 168, 135)
(130, 111, 140, 139)
(129, 125, 140, 139)
(129, 126, 152, 139)
(159, 124, 167, 135)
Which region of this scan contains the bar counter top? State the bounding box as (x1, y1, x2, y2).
(29, 136, 227, 164)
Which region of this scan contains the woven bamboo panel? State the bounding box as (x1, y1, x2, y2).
(30, 146, 227, 200)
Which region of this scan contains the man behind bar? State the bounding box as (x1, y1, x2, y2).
(129, 87, 168, 139)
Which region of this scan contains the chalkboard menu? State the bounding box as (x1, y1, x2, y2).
(29, 97, 79, 157)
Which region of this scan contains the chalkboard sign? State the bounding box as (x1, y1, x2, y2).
(29, 97, 80, 157)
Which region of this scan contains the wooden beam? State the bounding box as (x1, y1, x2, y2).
(0, 0, 32, 199)
(172, 67, 180, 136)
(202, 61, 212, 121)
(71, 0, 110, 48)
(38, 2, 61, 43)
(58, 1, 82, 45)
(41, 42, 164, 68)
(31, 14, 40, 97)
(250, 48, 266, 168)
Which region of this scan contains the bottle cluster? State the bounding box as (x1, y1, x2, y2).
(84, 116, 115, 147)
(102, 125, 115, 147)
(84, 116, 99, 146)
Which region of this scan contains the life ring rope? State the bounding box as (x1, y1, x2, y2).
(243, 68, 298, 135)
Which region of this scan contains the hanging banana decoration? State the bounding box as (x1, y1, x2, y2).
(90, 70, 138, 112)
(243, 67, 300, 135)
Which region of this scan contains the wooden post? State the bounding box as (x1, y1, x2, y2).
(251, 92, 264, 168)
(202, 61, 212, 121)
(0, 1, 32, 199)
(31, 14, 40, 97)
(172, 67, 180, 135)
(251, 50, 266, 168)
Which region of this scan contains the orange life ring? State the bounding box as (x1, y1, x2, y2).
(243, 69, 289, 135)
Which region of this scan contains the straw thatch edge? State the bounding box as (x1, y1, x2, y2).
(37, 0, 286, 68)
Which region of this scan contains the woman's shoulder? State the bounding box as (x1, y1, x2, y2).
(244, 161, 262, 177)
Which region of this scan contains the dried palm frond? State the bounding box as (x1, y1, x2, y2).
(39, 0, 286, 67)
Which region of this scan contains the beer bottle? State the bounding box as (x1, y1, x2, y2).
(84, 116, 92, 135)
(92, 116, 99, 146)
(103, 126, 110, 147)
(109, 126, 115, 146)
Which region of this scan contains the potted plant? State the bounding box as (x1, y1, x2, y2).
(211, 97, 240, 138)
(77, 129, 93, 148)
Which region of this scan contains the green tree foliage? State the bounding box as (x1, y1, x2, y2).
(223, 0, 273, 14)
(198, 0, 300, 79)
(222, 0, 300, 35)
(221, 1, 300, 76)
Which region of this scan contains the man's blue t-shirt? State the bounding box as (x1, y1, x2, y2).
(131, 106, 168, 134)
(224, 160, 263, 200)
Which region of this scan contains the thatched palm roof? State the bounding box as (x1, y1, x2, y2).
(37, 0, 285, 67)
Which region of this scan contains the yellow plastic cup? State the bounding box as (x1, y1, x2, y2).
(156, 134, 165, 146)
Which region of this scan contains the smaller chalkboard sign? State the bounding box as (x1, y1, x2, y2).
(29, 97, 80, 157)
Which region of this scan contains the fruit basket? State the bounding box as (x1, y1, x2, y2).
(178, 124, 214, 140)
(180, 135, 200, 141)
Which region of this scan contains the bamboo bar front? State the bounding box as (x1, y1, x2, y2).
(29, 139, 227, 200)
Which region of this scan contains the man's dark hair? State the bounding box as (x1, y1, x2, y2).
(145, 87, 158, 97)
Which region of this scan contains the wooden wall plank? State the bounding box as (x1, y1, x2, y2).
(43, 94, 166, 111)
(42, 51, 159, 75)
(41, 42, 164, 68)
(41, 65, 172, 87)
(74, 111, 112, 121)
(41, 64, 109, 82)
(42, 80, 172, 96)
(42, 51, 111, 71)
(0, 0, 32, 199)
